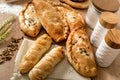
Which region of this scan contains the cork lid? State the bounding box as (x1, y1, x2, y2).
(92, 0, 120, 12)
(105, 29, 120, 49)
(99, 12, 119, 29)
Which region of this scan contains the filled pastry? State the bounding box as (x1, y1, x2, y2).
(66, 28, 97, 77)
(60, 0, 91, 9)
(49, 1, 85, 31)
(33, 0, 69, 42)
(19, 1, 42, 37)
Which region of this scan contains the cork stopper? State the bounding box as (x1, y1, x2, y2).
(105, 29, 120, 49)
(99, 12, 119, 29)
(92, 0, 120, 12)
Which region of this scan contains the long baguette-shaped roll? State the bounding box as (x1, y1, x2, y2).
(29, 46, 65, 80)
(19, 34, 52, 74)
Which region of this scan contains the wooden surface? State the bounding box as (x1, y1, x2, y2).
(0, 13, 24, 80)
(0, 0, 120, 80)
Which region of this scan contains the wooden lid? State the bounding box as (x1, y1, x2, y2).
(92, 0, 120, 12)
(105, 28, 120, 49)
(99, 12, 119, 29)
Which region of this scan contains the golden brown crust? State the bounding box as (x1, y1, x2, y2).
(29, 46, 65, 80)
(66, 28, 97, 77)
(19, 34, 52, 74)
(19, 1, 42, 37)
(33, 0, 69, 42)
(48, 1, 85, 31)
(60, 0, 91, 9)
(71, 0, 86, 2)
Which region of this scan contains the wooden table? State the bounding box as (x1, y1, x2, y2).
(0, 0, 120, 80)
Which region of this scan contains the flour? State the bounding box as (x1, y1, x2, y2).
(0, 3, 22, 16)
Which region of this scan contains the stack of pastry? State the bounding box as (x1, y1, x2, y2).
(18, 0, 97, 79)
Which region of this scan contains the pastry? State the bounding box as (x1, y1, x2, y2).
(71, 0, 86, 2)
(60, 0, 91, 9)
(29, 46, 65, 80)
(33, 0, 69, 42)
(48, 1, 85, 31)
(19, 1, 42, 37)
(66, 28, 97, 77)
(19, 34, 52, 74)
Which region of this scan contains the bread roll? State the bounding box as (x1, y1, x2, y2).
(19, 34, 52, 74)
(29, 46, 65, 80)
(66, 28, 97, 77)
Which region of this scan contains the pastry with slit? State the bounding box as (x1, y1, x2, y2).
(19, 1, 42, 37)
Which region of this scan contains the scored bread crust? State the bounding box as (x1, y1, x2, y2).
(19, 34, 52, 74)
(66, 28, 97, 77)
(48, 1, 85, 31)
(33, 0, 69, 42)
(29, 46, 65, 80)
(60, 0, 91, 9)
(19, 1, 42, 37)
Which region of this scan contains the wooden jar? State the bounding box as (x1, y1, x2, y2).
(90, 12, 119, 47)
(96, 29, 120, 67)
(85, 0, 120, 29)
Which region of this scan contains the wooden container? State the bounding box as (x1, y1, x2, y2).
(92, 0, 119, 12)
(85, 0, 120, 29)
(95, 29, 120, 67)
(90, 12, 119, 47)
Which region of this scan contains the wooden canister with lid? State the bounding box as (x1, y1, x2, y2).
(90, 12, 119, 47)
(85, 0, 120, 29)
(95, 29, 120, 67)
